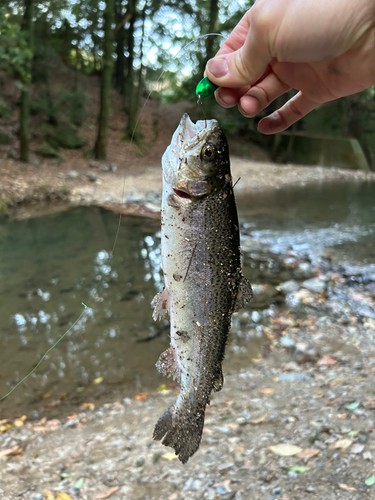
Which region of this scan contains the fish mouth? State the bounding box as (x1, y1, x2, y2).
(173, 188, 192, 199)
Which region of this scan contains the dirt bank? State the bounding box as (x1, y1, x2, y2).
(1, 322, 375, 500)
(1, 154, 375, 219)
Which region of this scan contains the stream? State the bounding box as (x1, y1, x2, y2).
(0, 180, 374, 419)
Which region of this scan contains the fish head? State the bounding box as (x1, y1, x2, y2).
(162, 114, 230, 199)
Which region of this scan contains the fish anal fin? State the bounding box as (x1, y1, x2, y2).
(156, 347, 180, 381)
(151, 288, 170, 321)
(212, 368, 223, 392)
(234, 275, 253, 312)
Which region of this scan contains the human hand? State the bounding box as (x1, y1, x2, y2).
(205, 0, 375, 134)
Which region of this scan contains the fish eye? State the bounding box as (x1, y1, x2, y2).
(201, 144, 216, 161)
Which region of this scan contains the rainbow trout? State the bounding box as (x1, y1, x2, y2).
(152, 114, 252, 463)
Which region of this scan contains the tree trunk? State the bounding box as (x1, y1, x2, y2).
(125, 2, 145, 143)
(115, 0, 126, 94)
(205, 0, 219, 62)
(19, 0, 34, 162)
(123, 0, 136, 112)
(94, 0, 115, 160)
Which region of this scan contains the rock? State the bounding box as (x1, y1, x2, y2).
(66, 170, 79, 179)
(0, 98, 12, 118)
(135, 456, 145, 467)
(279, 335, 296, 349)
(7, 148, 17, 159)
(293, 343, 320, 364)
(46, 125, 86, 149)
(302, 278, 327, 293)
(35, 143, 64, 160)
(86, 172, 98, 182)
(272, 486, 281, 495)
(305, 486, 315, 493)
(278, 372, 310, 382)
(89, 161, 101, 169)
(0, 130, 12, 145)
(280, 280, 300, 293)
(249, 284, 279, 309)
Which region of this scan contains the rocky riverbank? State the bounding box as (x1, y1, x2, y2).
(1, 156, 375, 219)
(1, 213, 375, 499)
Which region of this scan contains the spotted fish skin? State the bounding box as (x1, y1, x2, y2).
(152, 114, 252, 463)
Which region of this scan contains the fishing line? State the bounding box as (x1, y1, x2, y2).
(110, 32, 225, 256)
(0, 32, 224, 403)
(0, 304, 88, 401)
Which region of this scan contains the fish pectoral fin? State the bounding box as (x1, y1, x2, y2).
(156, 347, 180, 381)
(151, 288, 170, 321)
(234, 275, 253, 312)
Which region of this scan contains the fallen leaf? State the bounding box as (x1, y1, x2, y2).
(317, 355, 337, 366)
(288, 466, 310, 473)
(297, 448, 320, 460)
(80, 402, 95, 411)
(93, 376, 104, 385)
(268, 444, 303, 456)
(95, 487, 120, 499)
(339, 484, 357, 492)
(0, 447, 22, 457)
(337, 413, 347, 419)
(328, 378, 343, 387)
(56, 493, 75, 500)
(74, 477, 85, 489)
(168, 493, 179, 500)
(135, 393, 148, 401)
(43, 391, 53, 399)
(346, 401, 360, 411)
(250, 415, 267, 425)
(45, 400, 61, 408)
(350, 443, 365, 454)
(13, 415, 27, 427)
(44, 490, 55, 500)
(161, 451, 178, 461)
(0, 424, 13, 433)
(365, 475, 375, 487)
(329, 438, 352, 450)
(260, 388, 274, 396)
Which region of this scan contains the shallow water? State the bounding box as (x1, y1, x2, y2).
(0, 180, 374, 419)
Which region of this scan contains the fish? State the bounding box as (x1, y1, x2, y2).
(151, 113, 252, 463)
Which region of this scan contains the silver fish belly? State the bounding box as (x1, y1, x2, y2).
(152, 114, 252, 463)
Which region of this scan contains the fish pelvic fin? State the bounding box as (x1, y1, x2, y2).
(156, 346, 180, 382)
(151, 288, 170, 321)
(234, 275, 253, 312)
(153, 399, 206, 464)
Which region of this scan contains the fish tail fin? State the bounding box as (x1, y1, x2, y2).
(153, 399, 206, 464)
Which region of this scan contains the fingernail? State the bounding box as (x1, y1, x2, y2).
(207, 57, 228, 78)
(238, 104, 251, 118)
(258, 112, 283, 133)
(216, 92, 229, 107)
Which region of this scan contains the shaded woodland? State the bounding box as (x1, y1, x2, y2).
(0, 1, 374, 169)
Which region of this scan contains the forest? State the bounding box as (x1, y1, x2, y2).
(0, 0, 374, 169)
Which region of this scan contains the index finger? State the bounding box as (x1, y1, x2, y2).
(215, 13, 251, 57)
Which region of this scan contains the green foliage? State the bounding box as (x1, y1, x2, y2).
(31, 89, 90, 127)
(0, 7, 33, 82)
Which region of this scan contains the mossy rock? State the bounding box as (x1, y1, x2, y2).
(0, 130, 13, 145)
(45, 125, 86, 149)
(0, 197, 9, 217)
(0, 98, 12, 119)
(35, 143, 64, 161)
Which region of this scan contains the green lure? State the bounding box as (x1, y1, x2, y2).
(196, 77, 218, 99)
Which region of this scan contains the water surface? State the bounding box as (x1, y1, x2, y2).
(0, 180, 374, 418)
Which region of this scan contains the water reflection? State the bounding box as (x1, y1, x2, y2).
(0, 180, 374, 418)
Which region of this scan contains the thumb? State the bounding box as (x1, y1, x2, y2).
(205, 13, 273, 88)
